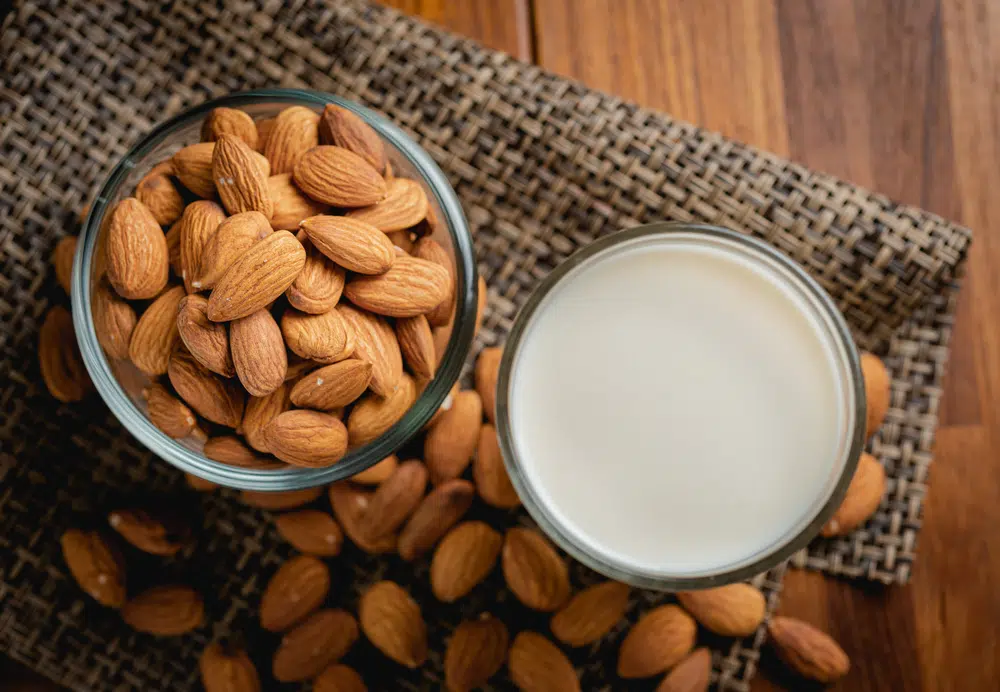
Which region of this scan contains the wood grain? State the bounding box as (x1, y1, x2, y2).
(380, 0, 533, 59)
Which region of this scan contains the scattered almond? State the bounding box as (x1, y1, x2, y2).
(264, 106, 320, 175)
(172, 142, 220, 199)
(314, 664, 366, 692)
(347, 178, 428, 233)
(329, 483, 398, 554)
(677, 584, 766, 637)
(444, 615, 508, 692)
(273, 609, 358, 682)
(105, 197, 169, 299)
(231, 309, 287, 396)
(122, 585, 204, 636)
(358, 460, 428, 541)
(398, 479, 475, 561)
(502, 527, 571, 612)
(300, 215, 395, 275)
(200, 642, 261, 692)
(128, 285, 185, 376)
(185, 473, 219, 492)
(352, 455, 398, 485)
(344, 254, 450, 318)
(338, 304, 402, 397)
(264, 409, 348, 467)
(425, 384, 458, 430)
(52, 235, 77, 295)
(207, 230, 306, 321)
(474, 423, 520, 509)
(204, 436, 281, 469)
(655, 647, 711, 692)
(294, 146, 387, 207)
(287, 231, 344, 313)
(214, 134, 274, 218)
(358, 581, 427, 668)
(269, 174, 330, 231)
(396, 314, 436, 379)
(136, 172, 184, 226)
(319, 104, 387, 174)
(260, 555, 330, 632)
(431, 521, 502, 603)
(290, 359, 372, 411)
(347, 373, 417, 447)
(195, 211, 273, 290)
(551, 581, 630, 647)
(202, 107, 258, 149)
(861, 352, 890, 438)
(618, 605, 697, 678)
(108, 509, 189, 556)
(508, 631, 580, 692)
(281, 307, 355, 363)
(242, 383, 291, 452)
(821, 452, 885, 536)
(275, 510, 343, 557)
(179, 200, 227, 292)
(143, 383, 196, 438)
(475, 346, 502, 423)
(39, 306, 92, 403)
(92, 282, 137, 360)
(177, 294, 235, 377)
(413, 236, 456, 327)
(240, 487, 322, 511)
(424, 389, 483, 485)
(167, 351, 245, 427)
(60, 529, 126, 607)
(768, 616, 850, 683)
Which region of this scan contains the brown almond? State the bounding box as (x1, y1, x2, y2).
(300, 215, 395, 275)
(508, 631, 580, 692)
(200, 643, 261, 692)
(143, 383, 196, 438)
(93, 282, 137, 360)
(314, 664, 366, 692)
(231, 309, 287, 396)
(551, 581, 630, 647)
(445, 615, 508, 692)
(52, 235, 77, 295)
(285, 354, 319, 381)
(286, 231, 344, 313)
(179, 200, 227, 292)
(136, 173, 184, 226)
(129, 285, 185, 376)
(294, 146, 387, 207)
(291, 359, 372, 411)
(357, 460, 428, 541)
(344, 255, 449, 318)
(195, 211, 273, 290)
(165, 220, 182, 274)
(105, 197, 169, 299)
(475, 346, 502, 423)
(242, 383, 291, 452)
(329, 483, 398, 554)
(172, 142, 219, 198)
(260, 555, 330, 632)
(319, 104, 387, 173)
(431, 521, 502, 603)
(475, 423, 520, 509)
(275, 510, 343, 557)
(358, 581, 427, 668)
(347, 178, 428, 232)
(207, 230, 306, 321)
(177, 294, 234, 377)
(677, 584, 766, 637)
(265, 106, 320, 175)
(202, 107, 258, 149)
(387, 230, 415, 254)
(60, 529, 125, 607)
(618, 605, 697, 678)
(338, 304, 402, 397)
(214, 134, 274, 218)
(768, 617, 850, 683)
(122, 585, 204, 636)
(264, 409, 348, 468)
(425, 383, 459, 430)
(347, 373, 417, 448)
(167, 351, 245, 427)
(352, 455, 398, 485)
(424, 390, 483, 485)
(186, 473, 219, 492)
(412, 236, 456, 326)
(38, 306, 91, 403)
(502, 527, 570, 612)
(861, 352, 890, 438)
(821, 452, 886, 536)
(255, 117, 275, 153)
(240, 487, 322, 511)
(273, 609, 358, 682)
(204, 436, 281, 469)
(398, 479, 475, 561)
(281, 308, 354, 364)
(396, 314, 435, 378)
(108, 509, 189, 556)
(655, 648, 711, 692)
(269, 173, 330, 231)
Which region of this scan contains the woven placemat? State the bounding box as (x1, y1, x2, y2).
(0, 0, 968, 688)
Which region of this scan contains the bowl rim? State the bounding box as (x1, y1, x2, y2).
(71, 88, 478, 490)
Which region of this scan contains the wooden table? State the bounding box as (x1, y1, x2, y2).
(385, 2, 1000, 690)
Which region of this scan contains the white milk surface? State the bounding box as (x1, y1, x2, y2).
(508, 236, 846, 577)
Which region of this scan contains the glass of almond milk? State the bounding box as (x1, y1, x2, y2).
(495, 223, 866, 590)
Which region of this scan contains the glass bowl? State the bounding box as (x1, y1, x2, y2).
(71, 89, 478, 491)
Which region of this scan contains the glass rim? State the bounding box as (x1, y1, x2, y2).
(71, 88, 478, 491)
(494, 222, 866, 590)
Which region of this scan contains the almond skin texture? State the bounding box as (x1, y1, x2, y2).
(204, 436, 281, 469)
(200, 643, 261, 692)
(177, 294, 234, 377)
(179, 200, 227, 292)
(260, 555, 330, 633)
(92, 282, 137, 360)
(358, 460, 428, 541)
(287, 231, 344, 313)
(136, 172, 184, 226)
(265, 106, 320, 175)
(122, 585, 204, 636)
(338, 304, 402, 397)
(202, 107, 258, 148)
(300, 215, 395, 275)
(143, 383, 196, 438)
(264, 409, 349, 468)
(502, 528, 571, 612)
(412, 236, 456, 326)
(195, 211, 273, 290)
(108, 509, 189, 556)
(165, 220, 182, 273)
(353, 455, 398, 485)
(677, 584, 766, 637)
(314, 664, 366, 692)
(60, 529, 126, 607)
(347, 373, 417, 447)
(329, 483, 398, 554)
(821, 452, 886, 536)
(214, 134, 274, 218)
(52, 235, 77, 295)
(273, 609, 358, 682)
(768, 617, 850, 683)
(445, 616, 509, 692)
(861, 352, 890, 438)
(344, 255, 450, 318)
(294, 146, 387, 207)
(172, 142, 219, 198)
(269, 174, 330, 231)
(398, 479, 475, 561)
(256, 118, 275, 153)
(208, 230, 306, 321)
(655, 647, 711, 692)
(319, 104, 387, 173)
(551, 581, 630, 647)
(281, 308, 355, 363)
(431, 521, 502, 603)
(39, 306, 92, 403)
(167, 351, 245, 427)
(240, 487, 322, 511)
(290, 359, 372, 411)
(475, 346, 502, 423)
(358, 581, 427, 668)
(347, 177, 429, 232)
(231, 309, 287, 396)
(129, 285, 185, 376)
(475, 423, 520, 509)
(618, 605, 697, 678)
(106, 197, 169, 299)
(425, 390, 483, 485)
(396, 314, 436, 378)
(275, 510, 343, 557)
(508, 631, 580, 692)
(242, 383, 291, 452)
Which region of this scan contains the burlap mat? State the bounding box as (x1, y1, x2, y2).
(0, 0, 969, 689)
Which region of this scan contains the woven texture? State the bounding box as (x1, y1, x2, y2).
(0, 0, 968, 689)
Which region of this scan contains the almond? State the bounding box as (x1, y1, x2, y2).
(168, 350, 245, 427)
(431, 521, 502, 603)
(294, 146, 386, 207)
(242, 383, 291, 452)
(136, 172, 184, 226)
(273, 609, 358, 682)
(861, 352, 890, 438)
(285, 354, 320, 381)
(398, 479, 475, 561)
(444, 615, 508, 692)
(105, 197, 169, 299)
(92, 282, 137, 360)
(255, 117, 275, 153)
(38, 306, 91, 403)
(768, 617, 850, 683)
(281, 307, 354, 363)
(655, 647, 711, 692)
(677, 584, 766, 637)
(200, 643, 261, 692)
(214, 134, 274, 218)
(352, 455, 398, 485)
(387, 230, 415, 254)
(425, 384, 459, 430)
(338, 304, 402, 397)
(128, 285, 185, 376)
(260, 555, 330, 632)
(52, 235, 77, 295)
(202, 107, 258, 149)
(395, 314, 436, 378)
(618, 605, 697, 678)
(475, 346, 502, 423)
(318, 104, 387, 173)
(172, 142, 219, 198)
(195, 211, 273, 290)
(231, 309, 287, 396)
(412, 237, 456, 326)
(286, 231, 345, 314)
(165, 220, 182, 273)
(143, 383, 196, 438)
(502, 527, 570, 612)
(508, 631, 580, 692)
(424, 390, 483, 485)
(264, 409, 348, 467)
(551, 581, 630, 647)
(207, 230, 306, 321)
(474, 423, 521, 509)
(314, 664, 366, 692)
(186, 473, 219, 492)
(357, 460, 428, 541)
(178, 200, 226, 292)
(347, 178, 428, 232)
(300, 215, 395, 275)
(108, 509, 189, 557)
(176, 294, 233, 376)
(204, 436, 282, 469)
(240, 487, 322, 511)
(122, 585, 204, 636)
(329, 483, 398, 554)
(60, 529, 125, 607)
(344, 255, 449, 318)
(275, 510, 343, 557)
(290, 359, 372, 411)
(347, 373, 417, 447)
(821, 452, 885, 536)
(269, 174, 330, 231)
(358, 581, 427, 668)
(265, 106, 320, 175)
